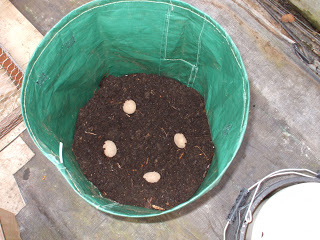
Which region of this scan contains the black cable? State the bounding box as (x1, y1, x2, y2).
(257, 0, 311, 64)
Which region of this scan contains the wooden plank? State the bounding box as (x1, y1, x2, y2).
(0, 46, 24, 139)
(0, 208, 21, 240)
(0, 107, 23, 140)
(0, 224, 5, 240)
(10, 0, 92, 35)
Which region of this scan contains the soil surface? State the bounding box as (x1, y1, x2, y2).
(72, 73, 214, 210)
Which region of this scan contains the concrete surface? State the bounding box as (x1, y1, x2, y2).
(0, 137, 34, 214)
(4, 0, 320, 239)
(289, 0, 320, 31)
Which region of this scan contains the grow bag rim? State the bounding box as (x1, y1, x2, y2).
(21, 0, 250, 218)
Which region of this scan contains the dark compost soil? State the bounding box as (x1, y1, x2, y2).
(72, 73, 214, 210)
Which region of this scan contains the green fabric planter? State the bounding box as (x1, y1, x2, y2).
(21, 0, 249, 217)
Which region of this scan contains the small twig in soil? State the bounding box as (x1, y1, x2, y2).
(152, 205, 165, 211)
(145, 133, 150, 138)
(116, 163, 121, 169)
(84, 131, 97, 136)
(136, 109, 143, 115)
(145, 197, 154, 209)
(194, 146, 209, 161)
(146, 157, 149, 165)
(203, 170, 208, 178)
(160, 128, 168, 137)
(170, 105, 177, 110)
(179, 152, 184, 159)
(126, 113, 131, 118)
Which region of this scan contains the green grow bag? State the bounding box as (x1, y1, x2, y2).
(21, 0, 249, 217)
